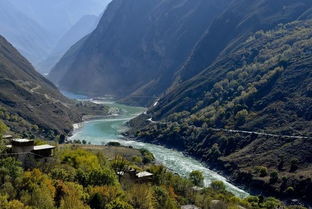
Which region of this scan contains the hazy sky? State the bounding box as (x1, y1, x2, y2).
(9, 0, 112, 39)
(0, 0, 112, 71)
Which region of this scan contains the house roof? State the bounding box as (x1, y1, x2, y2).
(192, 186, 203, 191)
(181, 205, 200, 209)
(136, 171, 153, 178)
(13, 139, 32, 143)
(33, 145, 56, 151)
(3, 135, 13, 139)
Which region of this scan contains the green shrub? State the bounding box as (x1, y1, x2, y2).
(189, 170, 204, 187)
(210, 180, 226, 192)
(107, 142, 121, 146)
(285, 187, 295, 196)
(132, 156, 143, 164)
(140, 149, 155, 164)
(269, 171, 279, 184)
(290, 159, 298, 172)
(255, 166, 268, 177)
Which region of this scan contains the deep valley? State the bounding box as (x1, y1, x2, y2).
(0, 0, 312, 208)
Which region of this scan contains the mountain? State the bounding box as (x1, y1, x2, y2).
(9, 0, 110, 40)
(0, 0, 55, 69)
(49, 0, 312, 106)
(49, 0, 228, 104)
(37, 15, 100, 75)
(1, 0, 110, 74)
(174, 0, 312, 83)
(132, 20, 312, 202)
(0, 36, 106, 139)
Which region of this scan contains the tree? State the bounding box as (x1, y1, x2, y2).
(149, 165, 167, 185)
(106, 199, 134, 209)
(50, 167, 76, 182)
(255, 166, 268, 177)
(269, 171, 279, 184)
(278, 157, 284, 171)
(261, 197, 282, 209)
(59, 135, 66, 144)
(208, 143, 221, 161)
(284, 187, 295, 196)
(89, 186, 124, 209)
(60, 149, 101, 171)
(0, 157, 23, 182)
(88, 168, 118, 186)
(140, 149, 155, 164)
(89, 193, 105, 209)
(0, 195, 32, 209)
(0, 120, 8, 137)
(235, 109, 248, 126)
(111, 156, 128, 174)
(210, 181, 226, 192)
(290, 159, 298, 172)
(59, 182, 89, 209)
(128, 184, 155, 209)
(0, 120, 8, 153)
(189, 171, 204, 187)
(30, 186, 55, 209)
(153, 186, 178, 209)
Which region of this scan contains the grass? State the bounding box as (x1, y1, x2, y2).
(59, 144, 143, 161)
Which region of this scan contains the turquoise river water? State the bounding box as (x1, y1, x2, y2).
(64, 92, 249, 198)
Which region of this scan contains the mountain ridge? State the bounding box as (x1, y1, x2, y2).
(0, 35, 107, 139)
(0, 0, 55, 69)
(130, 19, 312, 203)
(49, 0, 312, 107)
(49, 0, 228, 105)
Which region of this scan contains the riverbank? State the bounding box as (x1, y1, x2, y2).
(132, 124, 312, 208)
(67, 100, 249, 198)
(62, 91, 310, 207)
(59, 144, 143, 161)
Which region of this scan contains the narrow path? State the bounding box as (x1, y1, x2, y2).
(30, 84, 40, 93)
(146, 117, 310, 140)
(209, 128, 310, 140)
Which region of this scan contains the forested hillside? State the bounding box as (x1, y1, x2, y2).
(49, 0, 312, 106)
(0, 36, 107, 139)
(175, 0, 312, 82)
(132, 20, 312, 202)
(151, 20, 312, 135)
(0, 142, 305, 209)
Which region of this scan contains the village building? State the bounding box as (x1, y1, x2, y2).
(181, 205, 201, 209)
(2, 134, 13, 140)
(6, 139, 55, 162)
(135, 171, 153, 183)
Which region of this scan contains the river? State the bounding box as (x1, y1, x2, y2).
(64, 92, 249, 198)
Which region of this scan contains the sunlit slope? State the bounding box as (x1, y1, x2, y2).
(0, 36, 81, 138)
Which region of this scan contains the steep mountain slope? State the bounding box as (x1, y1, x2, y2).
(49, 0, 227, 104)
(0, 0, 55, 69)
(37, 15, 100, 75)
(174, 0, 312, 83)
(1, 0, 110, 74)
(9, 0, 110, 40)
(50, 0, 312, 106)
(132, 20, 312, 202)
(0, 36, 105, 139)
